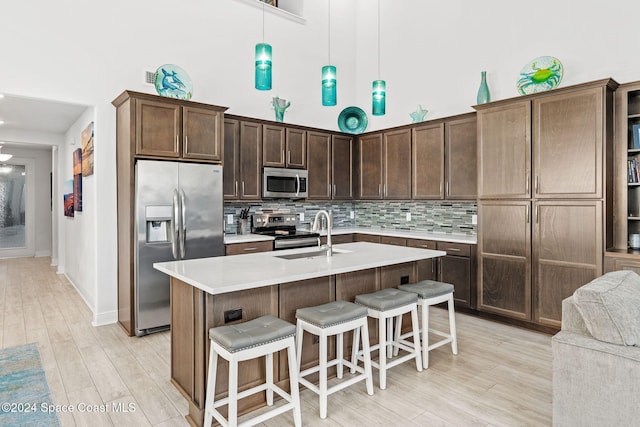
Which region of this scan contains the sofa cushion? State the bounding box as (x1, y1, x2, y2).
(572, 270, 640, 346)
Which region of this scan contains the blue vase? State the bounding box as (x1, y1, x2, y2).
(477, 71, 490, 104)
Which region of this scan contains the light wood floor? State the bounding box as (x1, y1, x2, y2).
(0, 257, 553, 426)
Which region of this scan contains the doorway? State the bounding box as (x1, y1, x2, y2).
(0, 157, 35, 258)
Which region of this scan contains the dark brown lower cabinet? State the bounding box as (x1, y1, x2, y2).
(436, 241, 476, 309)
(479, 199, 602, 328)
(478, 201, 532, 320)
(278, 277, 335, 381)
(604, 252, 640, 275)
(533, 200, 602, 328)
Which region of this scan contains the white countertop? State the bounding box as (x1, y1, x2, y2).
(154, 242, 446, 295)
(224, 227, 476, 245)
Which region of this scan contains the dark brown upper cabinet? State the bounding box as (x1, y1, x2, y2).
(113, 91, 225, 162)
(223, 118, 262, 200)
(412, 123, 445, 199)
(446, 116, 477, 199)
(331, 134, 354, 199)
(357, 129, 411, 199)
(262, 124, 306, 169)
(307, 131, 353, 200)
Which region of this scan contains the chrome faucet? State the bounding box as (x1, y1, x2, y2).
(312, 210, 332, 256)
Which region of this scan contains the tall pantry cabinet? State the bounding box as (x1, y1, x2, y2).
(475, 79, 617, 329)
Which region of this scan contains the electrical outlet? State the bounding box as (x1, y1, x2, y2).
(406, 212, 411, 221)
(299, 212, 304, 221)
(227, 214, 234, 225)
(472, 214, 477, 225)
(224, 308, 242, 323)
(350, 210, 355, 219)
(400, 275, 410, 285)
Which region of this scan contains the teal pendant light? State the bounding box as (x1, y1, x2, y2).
(255, 2, 272, 90)
(372, 80, 386, 115)
(372, 0, 386, 116)
(322, 0, 336, 106)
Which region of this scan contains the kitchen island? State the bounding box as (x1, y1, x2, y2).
(154, 242, 445, 426)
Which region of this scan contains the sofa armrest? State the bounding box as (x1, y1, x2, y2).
(552, 331, 640, 426)
(560, 296, 590, 336)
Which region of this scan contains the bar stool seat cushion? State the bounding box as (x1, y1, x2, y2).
(399, 280, 454, 300)
(296, 301, 368, 328)
(209, 315, 296, 353)
(355, 288, 418, 311)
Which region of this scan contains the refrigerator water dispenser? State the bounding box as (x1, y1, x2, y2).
(145, 205, 172, 243)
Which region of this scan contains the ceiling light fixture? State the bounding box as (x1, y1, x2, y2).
(372, 0, 386, 116)
(255, 1, 273, 90)
(321, 0, 337, 106)
(0, 145, 12, 162)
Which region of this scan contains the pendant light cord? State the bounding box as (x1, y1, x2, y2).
(377, 0, 381, 79)
(328, 0, 331, 64)
(262, 1, 265, 43)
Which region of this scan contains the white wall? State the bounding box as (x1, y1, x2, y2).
(59, 109, 98, 319)
(1, 146, 53, 257)
(354, 0, 640, 130)
(2, 0, 640, 325)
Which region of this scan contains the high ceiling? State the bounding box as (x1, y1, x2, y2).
(0, 94, 88, 147)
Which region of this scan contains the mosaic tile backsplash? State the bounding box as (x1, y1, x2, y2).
(224, 200, 476, 236)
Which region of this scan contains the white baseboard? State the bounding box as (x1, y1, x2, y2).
(62, 273, 118, 327)
(35, 250, 52, 257)
(92, 310, 118, 327)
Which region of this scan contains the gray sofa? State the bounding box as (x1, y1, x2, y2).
(552, 270, 640, 426)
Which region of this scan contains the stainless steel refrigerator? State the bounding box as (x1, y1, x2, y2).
(135, 160, 224, 336)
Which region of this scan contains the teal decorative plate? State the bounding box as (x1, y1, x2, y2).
(154, 64, 193, 100)
(338, 106, 368, 134)
(517, 56, 563, 95)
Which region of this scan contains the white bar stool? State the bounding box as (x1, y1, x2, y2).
(398, 280, 458, 368)
(353, 288, 423, 390)
(203, 315, 301, 427)
(295, 300, 374, 419)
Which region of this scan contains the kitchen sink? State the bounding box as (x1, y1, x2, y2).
(275, 248, 351, 260)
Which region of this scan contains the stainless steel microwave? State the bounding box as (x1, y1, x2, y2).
(262, 167, 308, 199)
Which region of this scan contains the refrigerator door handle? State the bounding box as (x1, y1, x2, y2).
(180, 189, 186, 259)
(172, 189, 179, 259)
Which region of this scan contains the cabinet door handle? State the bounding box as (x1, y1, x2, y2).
(526, 205, 530, 223)
(535, 175, 539, 194)
(287, 150, 291, 165)
(176, 135, 179, 150)
(384, 184, 387, 197)
(446, 181, 450, 197)
(445, 247, 461, 252)
(235, 181, 238, 197)
(535, 204, 539, 224)
(243, 247, 259, 252)
(242, 181, 245, 197)
(525, 172, 530, 194)
(185, 135, 188, 149)
(333, 184, 336, 197)
(379, 183, 382, 197)
(440, 182, 443, 195)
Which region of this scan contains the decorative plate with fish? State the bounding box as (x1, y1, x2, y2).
(153, 64, 193, 100)
(516, 56, 563, 95)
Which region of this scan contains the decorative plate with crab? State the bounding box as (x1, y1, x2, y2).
(517, 56, 563, 95)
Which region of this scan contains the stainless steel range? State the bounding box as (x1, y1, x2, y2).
(251, 213, 320, 250)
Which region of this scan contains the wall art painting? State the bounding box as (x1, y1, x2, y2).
(64, 179, 74, 218)
(81, 121, 94, 176)
(73, 148, 82, 212)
